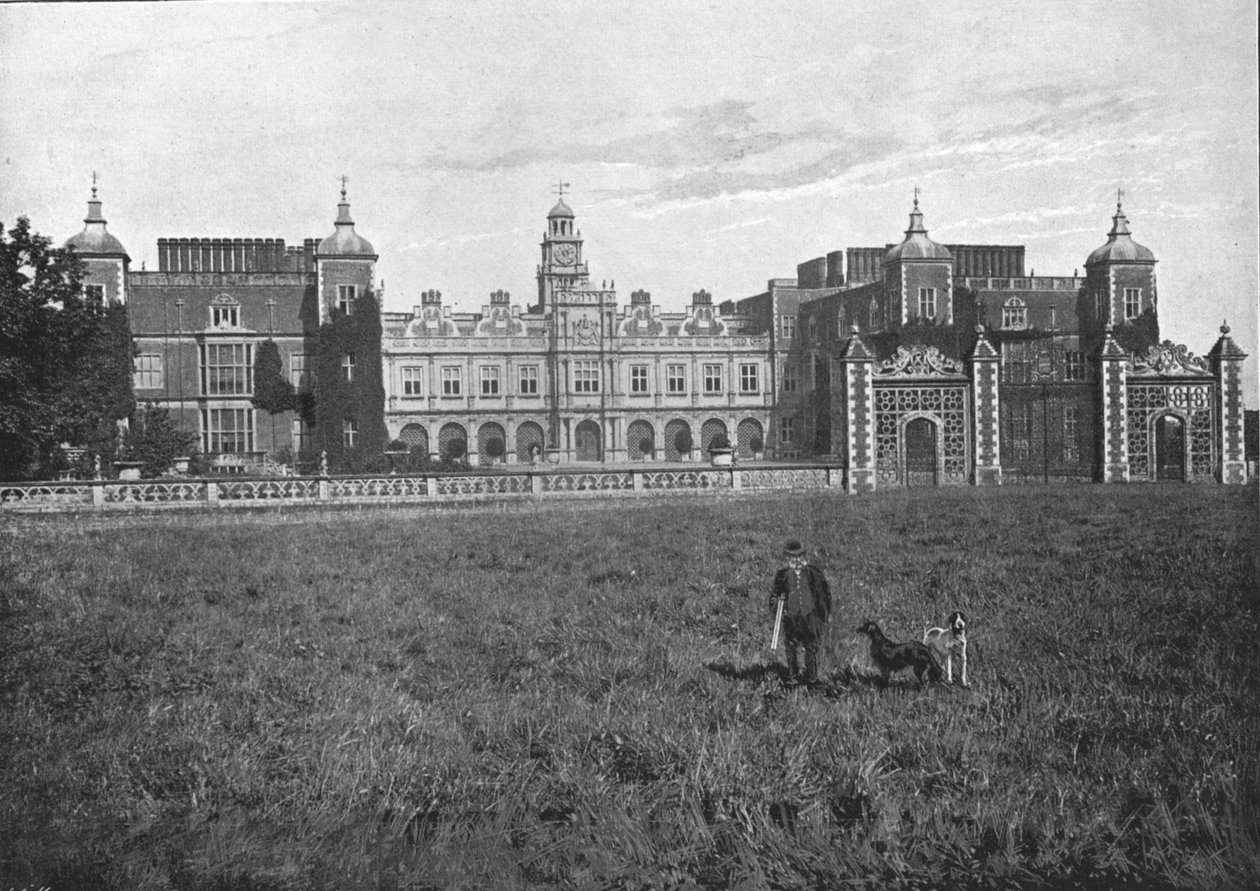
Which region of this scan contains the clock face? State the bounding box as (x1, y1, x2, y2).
(553, 243, 577, 266)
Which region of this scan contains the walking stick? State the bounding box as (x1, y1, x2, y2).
(769, 595, 785, 651)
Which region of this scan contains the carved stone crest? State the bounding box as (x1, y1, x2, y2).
(874, 344, 964, 377)
(1129, 341, 1211, 377)
(573, 316, 600, 346)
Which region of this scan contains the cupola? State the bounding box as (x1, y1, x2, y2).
(64, 178, 129, 259)
(884, 195, 952, 263)
(1085, 197, 1155, 266)
(316, 180, 376, 257)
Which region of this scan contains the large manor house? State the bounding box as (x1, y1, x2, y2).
(61, 181, 1249, 488)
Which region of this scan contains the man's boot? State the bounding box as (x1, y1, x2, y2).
(803, 650, 819, 685)
(785, 647, 800, 683)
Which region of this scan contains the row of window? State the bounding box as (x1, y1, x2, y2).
(137, 350, 765, 399)
(398, 362, 764, 398)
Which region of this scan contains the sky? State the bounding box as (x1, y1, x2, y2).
(2, 0, 1257, 404)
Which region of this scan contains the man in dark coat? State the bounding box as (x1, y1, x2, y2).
(770, 539, 833, 684)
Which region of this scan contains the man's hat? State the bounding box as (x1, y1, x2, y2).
(783, 540, 806, 558)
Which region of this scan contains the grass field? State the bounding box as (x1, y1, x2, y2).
(2, 485, 1258, 890)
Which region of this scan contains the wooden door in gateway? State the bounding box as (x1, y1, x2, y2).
(904, 417, 938, 486)
(1155, 415, 1186, 481)
(575, 420, 602, 462)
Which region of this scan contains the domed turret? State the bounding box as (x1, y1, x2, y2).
(547, 198, 574, 219)
(884, 195, 952, 263)
(64, 179, 129, 259)
(1085, 198, 1154, 266)
(316, 180, 376, 257)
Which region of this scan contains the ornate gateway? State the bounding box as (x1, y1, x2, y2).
(874, 386, 969, 486)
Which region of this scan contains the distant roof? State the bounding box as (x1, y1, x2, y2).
(316, 192, 375, 257)
(64, 195, 129, 258)
(885, 202, 951, 263)
(1085, 203, 1155, 265)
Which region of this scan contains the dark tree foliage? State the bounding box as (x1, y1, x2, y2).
(1111, 307, 1161, 356)
(122, 404, 198, 478)
(0, 217, 135, 480)
(252, 338, 297, 453)
(674, 427, 693, 454)
(867, 320, 970, 363)
(252, 339, 296, 415)
(312, 292, 387, 471)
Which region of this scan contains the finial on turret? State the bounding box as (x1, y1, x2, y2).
(340, 175, 348, 201)
(554, 179, 570, 200)
(913, 184, 920, 210)
(1116, 186, 1124, 211)
(1221, 320, 1230, 335)
(91, 171, 98, 199)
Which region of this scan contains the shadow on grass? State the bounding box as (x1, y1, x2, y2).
(703, 659, 959, 700)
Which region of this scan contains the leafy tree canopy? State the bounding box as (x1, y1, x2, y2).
(252, 339, 297, 415)
(122, 403, 198, 478)
(1, 217, 135, 480)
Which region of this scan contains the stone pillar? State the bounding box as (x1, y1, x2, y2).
(840, 327, 877, 493)
(1209, 323, 1248, 484)
(1098, 324, 1130, 483)
(969, 325, 1002, 485)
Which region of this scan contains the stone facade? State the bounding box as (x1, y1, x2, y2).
(63, 185, 1247, 484)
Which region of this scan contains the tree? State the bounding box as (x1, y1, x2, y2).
(121, 404, 198, 478)
(0, 217, 135, 480)
(252, 339, 296, 452)
(312, 292, 387, 471)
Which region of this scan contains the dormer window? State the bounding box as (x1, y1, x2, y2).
(1002, 297, 1027, 329)
(337, 284, 358, 314)
(210, 295, 240, 328)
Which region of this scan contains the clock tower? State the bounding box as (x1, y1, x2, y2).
(536, 181, 588, 310)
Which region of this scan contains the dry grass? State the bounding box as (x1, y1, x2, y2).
(1, 485, 1257, 890)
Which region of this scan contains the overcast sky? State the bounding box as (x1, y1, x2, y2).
(2, 0, 1256, 403)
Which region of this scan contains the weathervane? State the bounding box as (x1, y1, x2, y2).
(1116, 187, 1125, 209)
(554, 179, 570, 200)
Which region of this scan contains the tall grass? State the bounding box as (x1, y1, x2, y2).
(2, 486, 1257, 889)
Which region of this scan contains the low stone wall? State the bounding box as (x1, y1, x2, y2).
(0, 464, 845, 513)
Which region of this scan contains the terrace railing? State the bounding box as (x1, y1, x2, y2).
(0, 464, 845, 512)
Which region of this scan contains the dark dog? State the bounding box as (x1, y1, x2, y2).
(855, 619, 942, 685)
(923, 610, 968, 687)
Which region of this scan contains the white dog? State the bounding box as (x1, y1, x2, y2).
(923, 610, 968, 687)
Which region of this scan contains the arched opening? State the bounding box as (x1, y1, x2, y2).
(736, 418, 764, 458)
(626, 420, 655, 460)
(515, 421, 545, 463)
(574, 420, 602, 462)
(904, 417, 938, 486)
(701, 418, 729, 453)
(438, 422, 468, 463)
(664, 419, 691, 461)
(477, 422, 507, 465)
(1155, 414, 1186, 481)
(399, 423, 428, 456)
